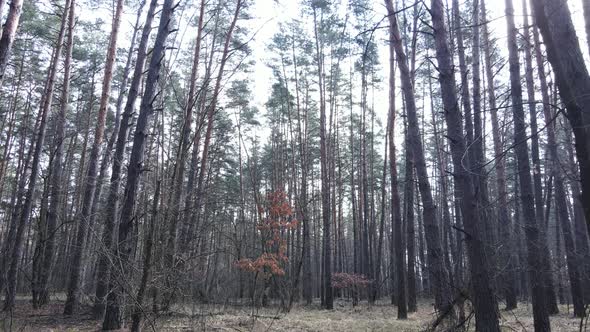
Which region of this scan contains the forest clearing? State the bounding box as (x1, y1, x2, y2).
(2, 0, 590, 330)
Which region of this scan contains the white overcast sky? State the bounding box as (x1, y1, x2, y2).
(71, 0, 588, 144)
(251, 0, 588, 126)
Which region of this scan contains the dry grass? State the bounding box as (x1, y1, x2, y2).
(0, 298, 584, 331)
(0, 301, 99, 331)
(498, 302, 583, 332)
(164, 300, 429, 331)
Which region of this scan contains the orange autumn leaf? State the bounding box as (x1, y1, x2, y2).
(235, 190, 298, 279)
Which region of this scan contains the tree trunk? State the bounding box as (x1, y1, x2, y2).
(384, 26, 407, 316)
(294, 32, 312, 305)
(470, 0, 495, 271)
(102, 0, 175, 328)
(0, 0, 24, 86)
(482, 0, 519, 310)
(582, 0, 590, 57)
(0, 95, 34, 297)
(89, 0, 156, 318)
(562, 119, 590, 304)
(374, 132, 387, 303)
(33, 0, 76, 308)
(86, 0, 145, 267)
(531, 0, 590, 238)
(3, 0, 70, 310)
(131, 180, 160, 332)
(522, 0, 559, 314)
(403, 126, 417, 312)
(349, 69, 359, 306)
(164, 0, 206, 277)
(540, 78, 585, 316)
(506, 0, 551, 330)
(63, 0, 125, 315)
(192, 0, 243, 266)
(312, 5, 333, 310)
(430, 0, 500, 330)
(386, 0, 454, 318)
(174, 0, 241, 307)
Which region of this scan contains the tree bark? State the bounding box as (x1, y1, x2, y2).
(384, 20, 407, 316)
(102, 0, 175, 328)
(33, 0, 76, 308)
(64, 0, 125, 315)
(470, 0, 495, 268)
(430, 0, 500, 330)
(294, 30, 312, 305)
(0, 0, 24, 87)
(192, 0, 243, 264)
(3, 0, 70, 311)
(386, 0, 454, 318)
(539, 72, 585, 315)
(548, 116, 585, 317)
(531, 0, 590, 237)
(89, 0, 156, 318)
(481, 0, 518, 310)
(582, 0, 590, 57)
(164, 0, 206, 275)
(86, 0, 145, 267)
(522, 0, 559, 314)
(403, 126, 417, 312)
(506, 0, 551, 330)
(312, 4, 333, 310)
(131, 180, 160, 332)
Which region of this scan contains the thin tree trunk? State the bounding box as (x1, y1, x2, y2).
(86, 0, 145, 258)
(349, 68, 359, 306)
(561, 114, 590, 303)
(89, 0, 157, 318)
(482, 0, 518, 310)
(312, 5, 333, 310)
(582, 0, 590, 57)
(522, 0, 558, 314)
(386, 0, 454, 318)
(384, 22, 407, 316)
(0, 97, 34, 297)
(506, 0, 551, 329)
(3, 0, 70, 310)
(64, 0, 125, 315)
(0, 0, 24, 86)
(192, 0, 243, 270)
(540, 78, 585, 316)
(0, 46, 25, 205)
(531, 0, 590, 237)
(164, 0, 206, 276)
(33, 0, 76, 308)
(102, 0, 175, 328)
(431, 0, 500, 330)
(373, 134, 387, 304)
(294, 31, 312, 305)
(471, 0, 495, 272)
(427, 63, 455, 294)
(131, 180, 161, 332)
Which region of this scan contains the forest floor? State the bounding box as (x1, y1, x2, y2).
(0, 296, 584, 331)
